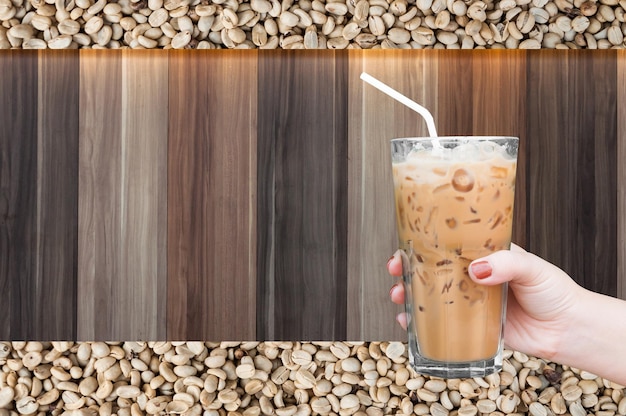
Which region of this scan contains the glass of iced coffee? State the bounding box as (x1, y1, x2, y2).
(391, 137, 519, 378)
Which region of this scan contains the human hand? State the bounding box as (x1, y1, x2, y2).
(387, 244, 584, 361)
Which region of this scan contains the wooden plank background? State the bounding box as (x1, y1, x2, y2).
(527, 51, 617, 296)
(37, 50, 80, 340)
(0, 50, 622, 340)
(257, 51, 348, 341)
(0, 51, 39, 340)
(78, 51, 169, 340)
(167, 51, 257, 340)
(0, 51, 78, 340)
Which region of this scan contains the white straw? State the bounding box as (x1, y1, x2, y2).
(360, 72, 438, 138)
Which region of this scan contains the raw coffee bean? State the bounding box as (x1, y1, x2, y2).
(0, 341, 622, 416)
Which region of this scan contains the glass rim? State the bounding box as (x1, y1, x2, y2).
(391, 136, 519, 142)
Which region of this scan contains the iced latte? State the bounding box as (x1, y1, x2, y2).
(391, 137, 518, 376)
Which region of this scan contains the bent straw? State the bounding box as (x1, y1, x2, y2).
(360, 72, 438, 138)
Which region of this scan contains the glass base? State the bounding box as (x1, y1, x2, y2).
(407, 331, 503, 378)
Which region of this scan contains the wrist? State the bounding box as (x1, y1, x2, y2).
(551, 288, 626, 385)
(549, 286, 594, 365)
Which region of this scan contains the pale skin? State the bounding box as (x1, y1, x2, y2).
(387, 244, 626, 385)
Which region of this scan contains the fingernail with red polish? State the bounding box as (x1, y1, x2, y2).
(387, 255, 395, 268)
(471, 261, 492, 279)
(389, 283, 398, 297)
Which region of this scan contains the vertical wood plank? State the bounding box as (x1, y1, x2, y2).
(78, 51, 123, 340)
(436, 51, 473, 136)
(118, 50, 168, 339)
(471, 50, 528, 248)
(590, 51, 617, 298)
(36, 50, 79, 339)
(0, 51, 38, 339)
(616, 51, 626, 300)
(168, 50, 257, 340)
(347, 50, 437, 341)
(78, 50, 169, 340)
(527, 51, 617, 297)
(257, 50, 347, 340)
(527, 51, 578, 286)
(527, 51, 564, 274)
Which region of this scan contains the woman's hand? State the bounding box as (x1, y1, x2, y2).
(387, 244, 583, 361)
(387, 244, 626, 384)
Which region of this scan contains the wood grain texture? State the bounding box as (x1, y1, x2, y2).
(36, 50, 79, 339)
(436, 51, 473, 136)
(527, 51, 563, 278)
(1, 50, 623, 339)
(78, 51, 123, 340)
(257, 50, 347, 340)
(589, 52, 618, 298)
(0, 51, 38, 339)
(470, 50, 528, 247)
(527, 51, 617, 297)
(118, 50, 168, 340)
(168, 50, 257, 340)
(618, 50, 626, 301)
(78, 51, 168, 340)
(347, 50, 438, 341)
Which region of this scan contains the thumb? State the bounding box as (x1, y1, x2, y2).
(468, 249, 555, 288)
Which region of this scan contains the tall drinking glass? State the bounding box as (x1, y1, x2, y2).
(391, 137, 519, 378)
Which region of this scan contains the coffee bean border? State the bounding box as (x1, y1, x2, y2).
(0, 0, 625, 49)
(0, 342, 624, 416)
